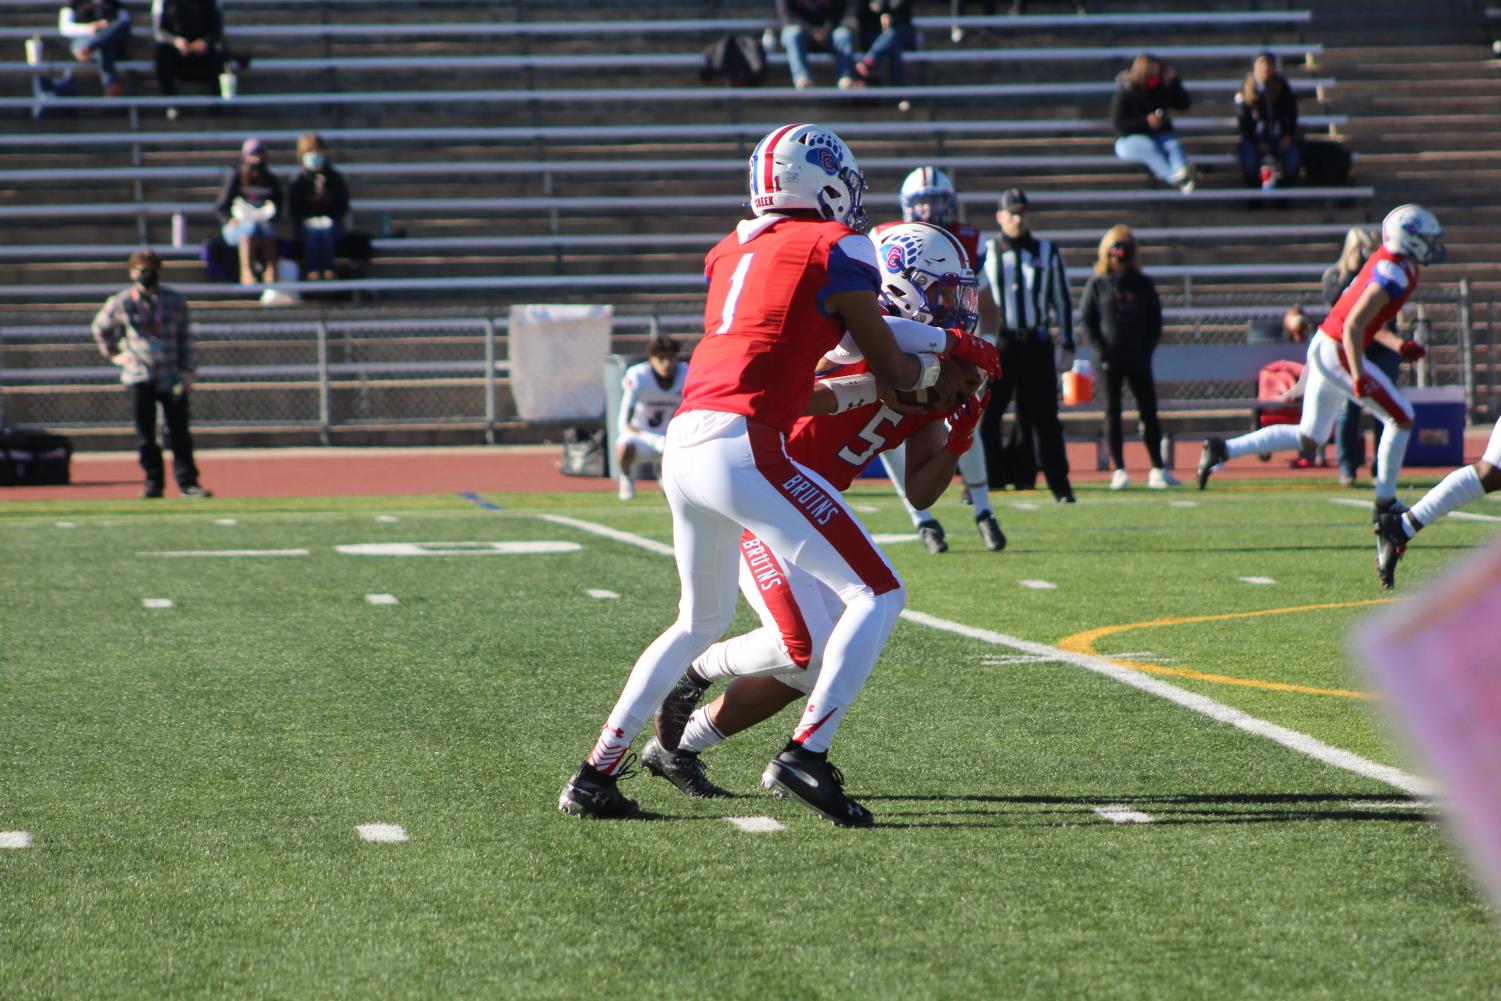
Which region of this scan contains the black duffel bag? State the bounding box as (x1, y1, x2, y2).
(0, 426, 72, 486)
(560, 426, 607, 478)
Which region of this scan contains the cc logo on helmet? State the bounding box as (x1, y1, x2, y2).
(804, 146, 842, 175)
(884, 244, 907, 272)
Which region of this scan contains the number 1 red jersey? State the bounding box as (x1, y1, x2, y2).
(682, 215, 880, 435)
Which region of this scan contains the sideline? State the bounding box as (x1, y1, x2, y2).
(536, 513, 1431, 797)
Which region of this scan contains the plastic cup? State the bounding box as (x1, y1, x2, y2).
(25, 36, 42, 65)
(218, 72, 237, 100)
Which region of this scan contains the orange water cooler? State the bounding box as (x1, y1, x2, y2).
(1062, 360, 1094, 406)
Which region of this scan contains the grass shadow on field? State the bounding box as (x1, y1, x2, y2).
(858, 792, 1436, 830)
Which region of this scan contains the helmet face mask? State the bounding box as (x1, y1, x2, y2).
(748, 124, 868, 231)
(875, 222, 979, 335)
(1382, 203, 1446, 266)
(899, 166, 957, 227)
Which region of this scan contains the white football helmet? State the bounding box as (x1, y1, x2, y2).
(1381, 203, 1445, 265)
(874, 222, 979, 334)
(747, 123, 868, 232)
(899, 166, 957, 227)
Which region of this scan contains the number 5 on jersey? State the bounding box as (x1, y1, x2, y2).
(837, 406, 902, 467)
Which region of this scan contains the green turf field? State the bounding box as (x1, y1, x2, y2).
(2, 480, 1499, 999)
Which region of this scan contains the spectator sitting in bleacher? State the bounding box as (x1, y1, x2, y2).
(58, 0, 132, 97)
(216, 138, 281, 287)
(289, 133, 351, 281)
(152, 0, 230, 119)
(1236, 52, 1301, 190)
(1111, 54, 1197, 194)
(854, 1, 915, 88)
(778, 0, 861, 90)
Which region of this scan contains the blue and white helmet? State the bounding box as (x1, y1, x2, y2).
(747, 123, 868, 232)
(1382, 203, 1445, 265)
(899, 166, 957, 226)
(874, 222, 979, 334)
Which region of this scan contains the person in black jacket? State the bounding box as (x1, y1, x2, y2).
(777, 0, 859, 90)
(1111, 54, 1197, 193)
(1236, 52, 1301, 189)
(1080, 225, 1181, 489)
(152, 0, 228, 116)
(288, 132, 351, 281)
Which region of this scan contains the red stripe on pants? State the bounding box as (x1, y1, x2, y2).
(746, 422, 901, 596)
(739, 529, 815, 669)
(1334, 346, 1413, 428)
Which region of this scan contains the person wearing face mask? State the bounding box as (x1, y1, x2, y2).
(1079, 225, 1179, 490)
(1111, 53, 1197, 194)
(91, 249, 212, 499)
(215, 137, 282, 287)
(1236, 52, 1301, 190)
(288, 132, 351, 281)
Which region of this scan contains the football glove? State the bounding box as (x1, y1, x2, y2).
(948, 330, 1002, 381)
(945, 389, 990, 456)
(1398, 340, 1426, 362)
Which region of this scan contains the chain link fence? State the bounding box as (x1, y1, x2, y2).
(0, 284, 1491, 437)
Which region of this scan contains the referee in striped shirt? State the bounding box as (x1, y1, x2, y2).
(977, 188, 1077, 502)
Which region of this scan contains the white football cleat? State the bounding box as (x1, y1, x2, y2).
(1148, 468, 1181, 489)
(617, 475, 636, 501)
(1110, 468, 1130, 491)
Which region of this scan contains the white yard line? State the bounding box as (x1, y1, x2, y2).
(586, 588, 620, 600)
(214, 518, 239, 526)
(142, 598, 175, 609)
(872, 533, 918, 545)
(375, 515, 401, 524)
(1331, 496, 1501, 524)
(0, 831, 33, 848)
(142, 549, 310, 558)
(54, 521, 76, 528)
(356, 823, 408, 843)
(1012, 502, 1040, 511)
(1170, 500, 1199, 508)
(726, 816, 785, 833)
(1239, 576, 1277, 585)
(366, 593, 400, 606)
(853, 504, 879, 514)
(1092, 806, 1156, 825)
(1350, 800, 1436, 811)
(540, 513, 1433, 797)
(1019, 580, 1057, 590)
(537, 513, 674, 556)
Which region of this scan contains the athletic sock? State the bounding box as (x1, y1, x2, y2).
(791, 697, 848, 753)
(677, 708, 727, 753)
(966, 481, 992, 516)
(1373, 426, 1410, 501)
(1406, 465, 1484, 537)
(1225, 424, 1302, 460)
(585, 722, 633, 775)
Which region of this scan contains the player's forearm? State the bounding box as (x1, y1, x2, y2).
(904, 449, 960, 510)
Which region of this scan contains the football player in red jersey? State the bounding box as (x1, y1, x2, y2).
(559, 125, 1001, 826)
(1197, 204, 1443, 520)
(634, 222, 991, 799)
(871, 167, 1004, 555)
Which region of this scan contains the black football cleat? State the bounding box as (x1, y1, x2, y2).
(1196, 437, 1228, 490)
(1375, 510, 1409, 592)
(916, 519, 948, 555)
(641, 737, 731, 799)
(653, 677, 707, 751)
(975, 511, 1007, 552)
(761, 741, 873, 827)
(558, 758, 639, 819)
(1372, 497, 1408, 528)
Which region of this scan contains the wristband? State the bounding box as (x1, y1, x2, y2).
(821, 373, 878, 414)
(908, 352, 941, 392)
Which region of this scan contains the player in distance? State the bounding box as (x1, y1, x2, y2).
(615, 334, 687, 501)
(559, 125, 1000, 827)
(636, 221, 991, 800)
(1197, 204, 1444, 526)
(1375, 415, 1501, 590)
(873, 167, 1005, 555)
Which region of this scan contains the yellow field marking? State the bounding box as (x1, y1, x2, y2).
(1056, 599, 1394, 700)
